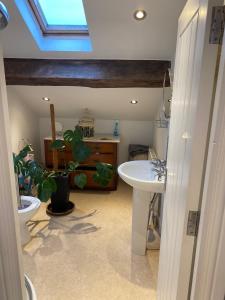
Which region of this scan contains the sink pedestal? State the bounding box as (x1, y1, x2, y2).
(118, 160, 165, 256)
(132, 189, 152, 255)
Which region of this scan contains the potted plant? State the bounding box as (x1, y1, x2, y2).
(13, 144, 57, 207)
(50, 127, 113, 215)
(13, 145, 57, 245)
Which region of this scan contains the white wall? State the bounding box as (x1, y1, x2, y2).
(7, 88, 40, 160)
(6, 86, 160, 164)
(7, 85, 164, 165)
(9, 86, 163, 121)
(153, 127, 169, 160)
(6, 85, 161, 164)
(152, 92, 170, 160)
(39, 117, 153, 165)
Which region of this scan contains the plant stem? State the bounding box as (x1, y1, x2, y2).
(15, 174, 22, 208)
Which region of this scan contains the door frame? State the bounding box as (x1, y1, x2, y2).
(158, 0, 222, 299)
(1, 1, 225, 300)
(176, 1, 223, 298)
(190, 9, 225, 298)
(0, 48, 26, 299)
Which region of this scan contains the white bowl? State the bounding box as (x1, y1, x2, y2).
(118, 160, 165, 193)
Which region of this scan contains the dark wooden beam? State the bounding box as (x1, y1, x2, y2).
(4, 58, 171, 88)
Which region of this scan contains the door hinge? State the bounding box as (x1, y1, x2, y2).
(187, 211, 200, 237)
(209, 6, 225, 45)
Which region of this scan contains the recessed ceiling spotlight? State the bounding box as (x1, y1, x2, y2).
(42, 97, 50, 102)
(134, 10, 147, 21)
(130, 100, 138, 104)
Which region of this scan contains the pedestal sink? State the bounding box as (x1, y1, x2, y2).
(118, 160, 165, 255)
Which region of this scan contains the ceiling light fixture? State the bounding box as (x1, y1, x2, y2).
(42, 97, 50, 102)
(134, 10, 147, 21)
(130, 100, 138, 104)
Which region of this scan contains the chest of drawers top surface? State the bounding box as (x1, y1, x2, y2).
(44, 134, 120, 144)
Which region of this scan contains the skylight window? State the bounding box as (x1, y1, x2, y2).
(28, 0, 88, 35)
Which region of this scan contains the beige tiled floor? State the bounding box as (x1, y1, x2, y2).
(23, 181, 159, 300)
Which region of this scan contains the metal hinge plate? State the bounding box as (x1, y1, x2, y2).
(187, 211, 200, 236)
(209, 6, 225, 44)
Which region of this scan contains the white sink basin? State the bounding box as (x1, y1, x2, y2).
(118, 160, 165, 193)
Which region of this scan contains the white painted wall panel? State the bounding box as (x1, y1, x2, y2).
(7, 88, 40, 159)
(157, 0, 217, 297)
(0, 50, 25, 300)
(8, 86, 163, 121)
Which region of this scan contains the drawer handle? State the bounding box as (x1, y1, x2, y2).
(95, 152, 100, 155)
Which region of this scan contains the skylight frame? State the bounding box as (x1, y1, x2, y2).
(28, 0, 89, 36)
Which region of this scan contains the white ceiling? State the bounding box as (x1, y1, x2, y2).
(0, 0, 186, 59)
(7, 86, 171, 121)
(3, 1, 180, 121)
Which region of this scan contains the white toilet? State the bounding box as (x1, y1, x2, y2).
(18, 196, 41, 245)
(25, 274, 37, 300)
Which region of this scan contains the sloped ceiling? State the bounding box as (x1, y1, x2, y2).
(7, 86, 171, 121)
(0, 0, 186, 59)
(3, 1, 180, 121)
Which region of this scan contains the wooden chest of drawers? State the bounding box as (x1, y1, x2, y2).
(44, 137, 119, 190)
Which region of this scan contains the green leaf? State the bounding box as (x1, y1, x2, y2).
(47, 171, 56, 178)
(72, 141, 91, 162)
(74, 173, 87, 189)
(47, 177, 57, 193)
(37, 179, 55, 202)
(63, 130, 74, 142)
(37, 185, 48, 202)
(18, 145, 32, 159)
(73, 127, 83, 143)
(67, 161, 79, 172)
(51, 139, 65, 150)
(93, 163, 113, 187)
(13, 156, 24, 174)
(13, 145, 34, 174)
(12, 144, 58, 203)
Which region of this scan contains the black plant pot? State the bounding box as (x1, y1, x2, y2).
(47, 175, 74, 216)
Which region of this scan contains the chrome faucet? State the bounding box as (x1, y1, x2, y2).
(151, 159, 167, 181)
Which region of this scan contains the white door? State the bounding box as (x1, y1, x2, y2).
(0, 49, 26, 298)
(191, 2, 225, 297)
(157, 0, 222, 299)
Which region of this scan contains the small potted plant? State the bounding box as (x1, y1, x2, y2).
(13, 144, 58, 244)
(50, 127, 113, 215)
(13, 144, 57, 206)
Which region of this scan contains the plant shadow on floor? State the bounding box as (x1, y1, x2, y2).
(25, 209, 100, 256)
(67, 209, 99, 221)
(28, 209, 100, 235)
(47, 209, 101, 234)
